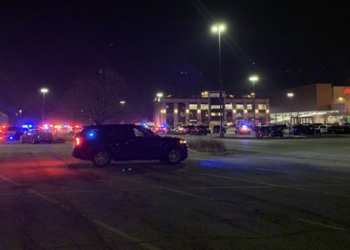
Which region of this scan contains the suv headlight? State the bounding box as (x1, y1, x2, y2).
(179, 139, 187, 144)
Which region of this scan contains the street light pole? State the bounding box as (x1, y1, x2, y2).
(249, 76, 259, 125)
(287, 92, 294, 137)
(40, 88, 48, 124)
(120, 100, 125, 124)
(212, 24, 226, 137)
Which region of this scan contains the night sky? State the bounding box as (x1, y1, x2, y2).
(1, 0, 350, 121)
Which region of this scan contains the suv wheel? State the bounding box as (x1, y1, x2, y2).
(92, 149, 112, 167)
(165, 147, 182, 164)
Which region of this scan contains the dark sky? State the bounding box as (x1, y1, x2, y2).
(1, 0, 350, 120)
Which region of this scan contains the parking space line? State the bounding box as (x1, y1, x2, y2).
(297, 218, 346, 231)
(0, 174, 161, 250)
(181, 171, 350, 198)
(253, 167, 350, 181)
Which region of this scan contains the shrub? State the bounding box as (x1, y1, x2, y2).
(187, 138, 226, 152)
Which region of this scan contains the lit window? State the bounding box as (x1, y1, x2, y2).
(225, 104, 232, 110)
(236, 104, 244, 110)
(211, 105, 221, 109)
(201, 104, 208, 110)
(258, 104, 266, 110)
(189, 104, 197, 110)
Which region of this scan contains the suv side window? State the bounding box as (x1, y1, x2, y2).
(133, 128, 145, 137)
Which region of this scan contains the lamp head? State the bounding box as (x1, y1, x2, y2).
(40, 88, 48, 93)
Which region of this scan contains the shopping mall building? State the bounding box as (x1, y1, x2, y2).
(153, 91, 270, 126)
(268, 83, 350, 125)
(153, 83, 350, 126)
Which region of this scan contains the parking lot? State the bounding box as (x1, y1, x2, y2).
(0, 136, 350, 249)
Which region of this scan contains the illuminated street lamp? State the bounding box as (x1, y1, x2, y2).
(249, 76, 259, 95)
(120, 101, 126, 123)
(212, 23, 226, 137)
(19, 109, 22, 118)
(40, 88, 48, 123)
(157, 92, 163, 102)
(120, 100, 125, 108)
(287, 92, 294, 137)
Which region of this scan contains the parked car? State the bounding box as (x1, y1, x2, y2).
(20, 129, 54, 144)
(327, 126, 350, 134)
(174, 126, 185, 133)
(226, 125, 238, 134)
(206, 126, 211, 134)
(183, 125, 195, 134)
(291, 124, 320, 135)
(212, 125, 226, 133)
(258, 125, 283, 138)
(72, 124, 189, 167)
(314, 124, 328, 134)
(190, 126, 207, 135)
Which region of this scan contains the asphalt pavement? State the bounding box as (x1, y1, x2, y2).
(0, 138, 350, 250)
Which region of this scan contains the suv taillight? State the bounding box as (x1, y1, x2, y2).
(74, 137, 82, 146)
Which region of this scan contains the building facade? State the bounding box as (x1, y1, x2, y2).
(269, 83, 350, 124)
(153, 91, 270, 126)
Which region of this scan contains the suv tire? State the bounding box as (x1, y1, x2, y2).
(165, 147, 182, 164)
(92, 149, 112, 167)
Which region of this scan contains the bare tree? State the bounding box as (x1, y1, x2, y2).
(67, 68, 126, 125)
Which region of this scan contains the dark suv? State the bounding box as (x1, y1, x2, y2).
(212, 125, 226, 133)
(72, 124, 189, 167)
(190, 126, 208, 135)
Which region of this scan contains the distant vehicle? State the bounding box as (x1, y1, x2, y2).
(206, 126, 211, 134)
(0, 126, 28, 141)
(20, 129, 54, 144)
(213, 125, 226, 133)
(72, 124, 188, 167)
(238, 124, 252, 135)
(258, 125, 283, 138)
(174, 126, 185, 133)
(291, 124, 320, 135)
(190, 126, 207, 135)
(183, 125, 195, 134)
(314, 124, 328, 134)
(327, 126, 350, 134)
(226, 125, 238, 134)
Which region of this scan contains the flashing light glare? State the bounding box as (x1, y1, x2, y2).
(161, 124, 165, 128)
(75, 125, 80, 128)
(28, 124, 33, 128)
(242, 125, 247, 129)
(88, 132, 95, 138)
(22, 124, 28, 128)
(75, 137, 81, 146)
(50, 124, 53, 127)
(63, 125, 68, 128)
(142, 123, 147, 127)
(9, 136, 14, 140)
(0, 136, 3, 140)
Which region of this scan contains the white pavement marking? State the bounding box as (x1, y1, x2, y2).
(181, 171, 350, 198)
(93, 220, 161, 250)
(253, 167, 350, 181)
(297, 218, 346, 231)
(0, 174, 161, 250)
